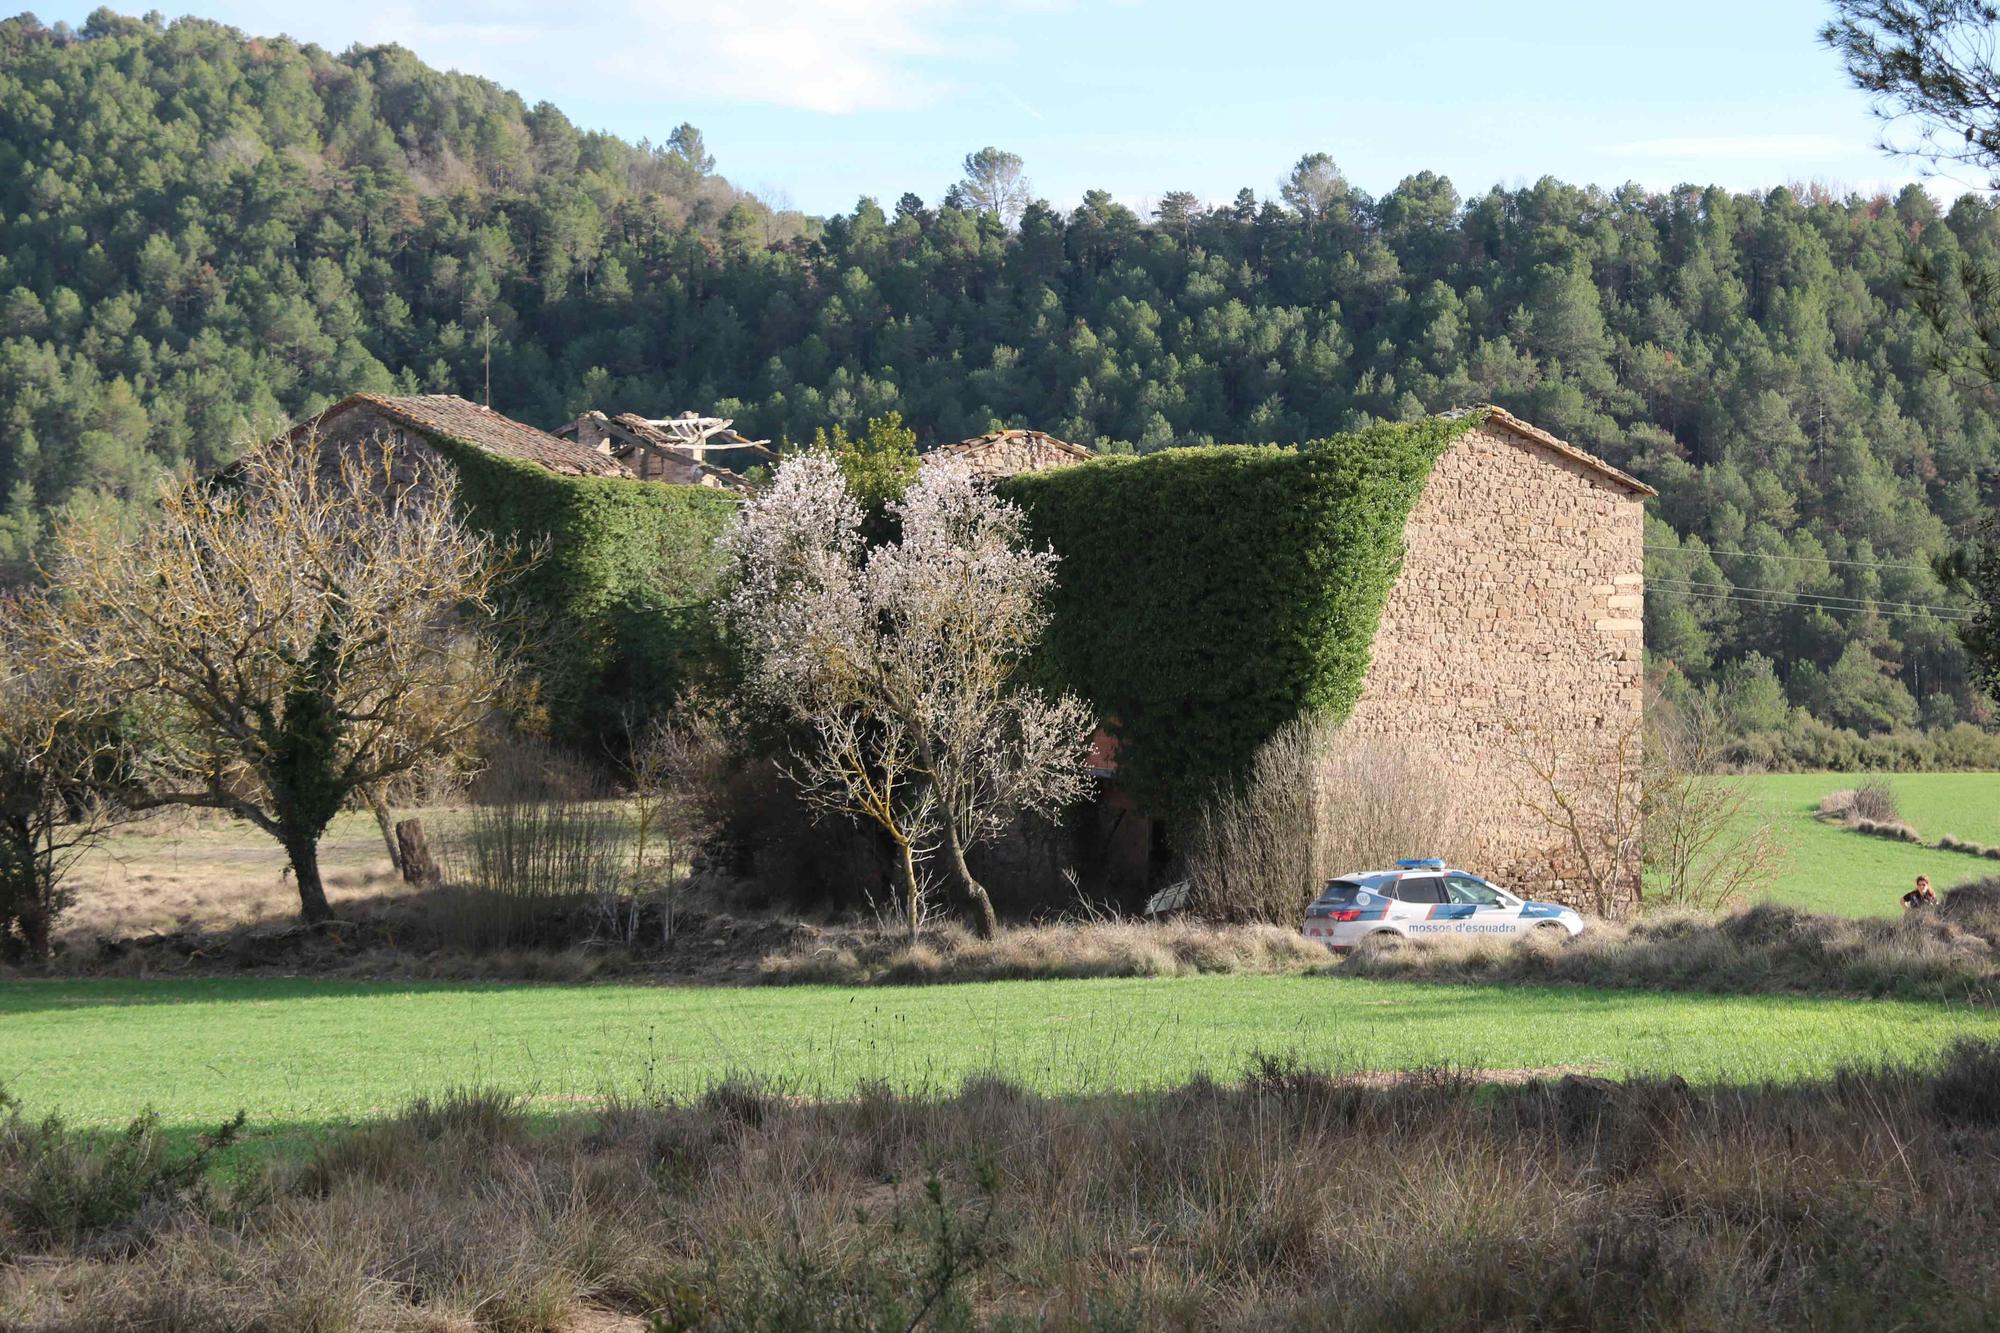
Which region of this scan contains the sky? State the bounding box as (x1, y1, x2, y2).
(36, 0, 1964, 217)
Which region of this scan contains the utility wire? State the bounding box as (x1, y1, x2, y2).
(1651, 576, 1976, 621)
(1644, 542, 1940, 575)
(1650, 574, 1969, 616)
(1650, 575, 1970, 618)
(1661, 584, 1973, 622)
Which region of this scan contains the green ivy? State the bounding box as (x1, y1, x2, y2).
(1000, 413, 1481, 815)
(428, 439, 738, 741)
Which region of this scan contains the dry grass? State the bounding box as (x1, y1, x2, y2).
(1342, 895, 2000, 1004)
(760, 920, 1335, 985)
(54, 806, 444, 942)
(7, 1047, 2000, 1329)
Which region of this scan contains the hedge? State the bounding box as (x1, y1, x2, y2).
(1000, 413, 1480, 815)
(428, 438, 739, 741)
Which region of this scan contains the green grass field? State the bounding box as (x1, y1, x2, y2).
(4, 974, 1996, 1138)
(1735, 771, 2000, 917)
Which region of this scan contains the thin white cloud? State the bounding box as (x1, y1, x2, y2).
(252, 0, 1034, 114)
(1607, 133, 1858, 161)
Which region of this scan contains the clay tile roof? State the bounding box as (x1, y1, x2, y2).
(330, 394, 630, 478)
(923, 428, 1095, 480)
(1453, 405, 1656, 497)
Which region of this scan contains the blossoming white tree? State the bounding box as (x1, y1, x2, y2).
(721, 454, 1095, 937)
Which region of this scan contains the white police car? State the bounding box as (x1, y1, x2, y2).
(1302, 859, 1584, 951)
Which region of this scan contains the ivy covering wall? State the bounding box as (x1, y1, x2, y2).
(428, 438, 739, 739)
(1000, 413, 1481, 815)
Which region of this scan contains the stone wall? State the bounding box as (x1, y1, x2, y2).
(1343, 419, 1646, 908)
(288, 402, 444, 494)
(922, 431, 1092, 482)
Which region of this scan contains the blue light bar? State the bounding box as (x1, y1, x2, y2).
(1395, 858, 1446, 870)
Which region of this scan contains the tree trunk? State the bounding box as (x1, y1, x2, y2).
(284, 830, 334, 923)
(17, 878, 49, 960)
(370, 789, 403, 875)
(396, 819, 439, 886)
(941, 823, 998, 939)
(899, 840, 921, 940)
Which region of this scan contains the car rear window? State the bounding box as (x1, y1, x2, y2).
(1313, 879, 1365, 904)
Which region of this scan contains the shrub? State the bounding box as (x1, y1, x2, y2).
(1001, 414, 1477, 814)
(1929, 1037, 2000, 1127)
(430, 435, 738, 744)
(1944, 878, 2000, 943)
(1733, 720, 2000, 774)
(1852, 778, 1901, 824)
(1852, 817, 1922, 844)
(1340, 900, 2000, 1004)
(0, 1089, 244, 1249)
(759, 920, 1332, 985)
(433, 797, 635, 950)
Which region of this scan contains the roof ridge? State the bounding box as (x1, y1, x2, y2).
(1470, 405, 1656, 497)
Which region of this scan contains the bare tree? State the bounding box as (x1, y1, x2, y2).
(1509, 718, 1645, 918)
(720, 455, 1094, 938)
(1183, 714, 1498, 925)
(14, 435, 531, 923)
(0, 612, 126, 958)
(1642, 698, 1790, 912)
(958, 147, 1031, 227)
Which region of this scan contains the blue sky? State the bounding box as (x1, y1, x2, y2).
(41, 0, 1949, 216)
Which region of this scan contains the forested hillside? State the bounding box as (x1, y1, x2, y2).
(3, 9, 1998, 741)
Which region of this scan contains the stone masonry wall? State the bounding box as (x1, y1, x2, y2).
(922, 434, 1090, 482)
(289, 404, 461, 503)
(1343, 421, 1646, 909)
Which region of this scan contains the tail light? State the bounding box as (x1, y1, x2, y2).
(1327, 908, 1362, 922)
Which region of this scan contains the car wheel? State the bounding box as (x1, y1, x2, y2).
(1531, 921, 1570, 944)
(1360, 931, 1405, 953)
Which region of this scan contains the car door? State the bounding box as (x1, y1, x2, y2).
(1392, 875, 1451, 934)
(1443, 873, 1522, 937)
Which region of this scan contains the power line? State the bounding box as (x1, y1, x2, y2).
(1644, 542, 1940, 575)
(1651, 575, 1971, 619)
(1651, 576, 1976, 621)
(1661, 584, 1973, 622)
(1651, 574, 1968, 615)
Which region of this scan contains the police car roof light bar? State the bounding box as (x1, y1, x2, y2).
(1395, 858, 1446, 870)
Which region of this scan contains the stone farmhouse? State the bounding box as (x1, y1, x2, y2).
(989, 407, 1654, 907)
(1343, 407, 1651, 903)
(291, 393, 630, 478)
(284, 394, 1649, 905)
(290, 394, 773, 492)
(290, 394, 1091, 493)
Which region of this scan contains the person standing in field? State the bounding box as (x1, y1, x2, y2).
(1902, 875, 1938, 911)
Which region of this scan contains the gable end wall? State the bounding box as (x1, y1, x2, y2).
(1344, 422, 1645, 906)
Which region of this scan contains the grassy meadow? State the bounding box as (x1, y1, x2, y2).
(5, 973, 1999, 1138)
(1733, 771, 2000, 917)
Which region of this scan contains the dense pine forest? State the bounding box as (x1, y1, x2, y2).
(3, 9, 1999, 751)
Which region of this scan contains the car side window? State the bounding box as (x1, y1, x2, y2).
(1396, 876, 1445, 905)
(1445, 874, 1503, 907)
